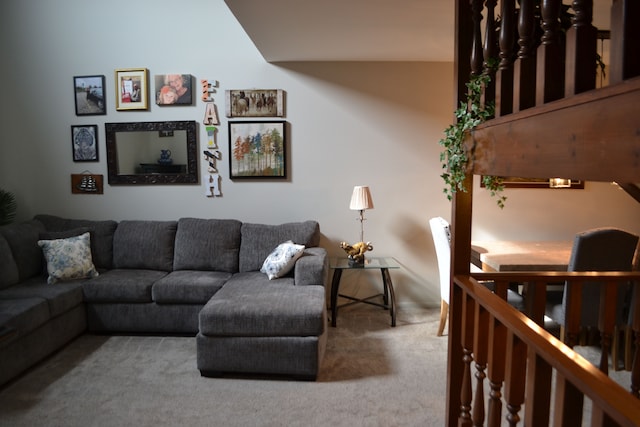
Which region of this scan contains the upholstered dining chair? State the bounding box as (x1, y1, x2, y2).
(429, 217, 453, 336)
(549, 228, 639, 354)
(429, 216, 523, 336)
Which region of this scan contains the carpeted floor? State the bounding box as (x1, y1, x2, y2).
(0, 306, 449, 427)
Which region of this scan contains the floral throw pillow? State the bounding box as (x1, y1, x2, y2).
(38, 232, 99, 284)
(260, 240, 305, 280)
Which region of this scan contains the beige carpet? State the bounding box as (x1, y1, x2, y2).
(0, 306, 449, 427)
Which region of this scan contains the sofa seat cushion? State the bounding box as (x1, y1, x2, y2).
(152, 270, 232, 304)
(173, 218, 242, 273)
(199, 272, 326, 337)
(239, 221, 320, 272)
(0, 276, 84, 317)
(82, 269, 167, 303)
(113, 221, 177, 271)
(0, 297, 50, 345)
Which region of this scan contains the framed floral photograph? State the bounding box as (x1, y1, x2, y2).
(154, 74, 193, 105)
(73, 75, 106, 116)
(228, 121, 286, 179)
(225, 89, 284, 117)
(71, 125, 99, 162)
(115, 68, 148, 110)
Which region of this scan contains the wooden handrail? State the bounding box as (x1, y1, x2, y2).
(449, 272, 640, 426)
(470, 270, 640, 282)
(464, 76, 640, 182)
(460, 0, 640, 183)
(448, 0, 640, 425)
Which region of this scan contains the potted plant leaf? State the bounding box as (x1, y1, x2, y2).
(0, 189, 17, 226)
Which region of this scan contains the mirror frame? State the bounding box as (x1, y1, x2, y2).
(105, 121, 198, 185)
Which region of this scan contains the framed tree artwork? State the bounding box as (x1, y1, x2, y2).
(228, 121, 286, 179)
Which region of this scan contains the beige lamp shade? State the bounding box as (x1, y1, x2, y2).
(349, 186, 374, 211)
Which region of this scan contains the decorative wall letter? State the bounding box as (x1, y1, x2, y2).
(203, 125, 222, 197)
(201, 79, 217, 102)
(203, 103, 219, 126)
(201, 79, 222, 197)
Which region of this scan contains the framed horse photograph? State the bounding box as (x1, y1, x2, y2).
(225, 89, 284, 117)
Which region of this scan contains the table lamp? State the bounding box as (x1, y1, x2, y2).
(339, 185, 375, 265)
(350, 185, 374, 243)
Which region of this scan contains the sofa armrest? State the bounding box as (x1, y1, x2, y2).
(294, 247, 328, 287)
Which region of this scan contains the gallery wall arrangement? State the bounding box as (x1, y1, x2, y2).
(70, 66, 287, 198)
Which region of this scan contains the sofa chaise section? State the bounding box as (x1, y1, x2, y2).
(197, 221, 328, 380)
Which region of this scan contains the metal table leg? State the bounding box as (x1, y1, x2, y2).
(381, 268, 396, 327)
(330, 268, 343, 327)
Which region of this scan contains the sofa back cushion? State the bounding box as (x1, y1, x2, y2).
(0, 233, 19, 289)
(239, 221, 320, 272)
(173, 218, 242, 273)
(113, 221, 177, 271)
(34, 214, 118, 270)
(0, 220, 46, 282)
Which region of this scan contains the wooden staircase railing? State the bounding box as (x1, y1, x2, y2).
(448, 1, 640, 424)
(475, 0, 640, 116)
(448, 272, 640, 426)
(462, 0, 640, 184)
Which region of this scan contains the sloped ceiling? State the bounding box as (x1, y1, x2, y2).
(224, 0, 613, 63)
(223, 0, 454, 62)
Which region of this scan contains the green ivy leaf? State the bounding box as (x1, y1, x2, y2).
(438, 73, 505, 208)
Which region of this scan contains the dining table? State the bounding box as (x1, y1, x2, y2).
(471, 240, 573, 272)
(470, 240, 574, 324)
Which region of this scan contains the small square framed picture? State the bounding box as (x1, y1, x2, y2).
(73, 75, 106, 116)
(115, 68, 148, 110)
(71, 125, 99, 162)
(154, 74, 193, 105)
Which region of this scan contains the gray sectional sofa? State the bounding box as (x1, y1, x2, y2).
(0, 215, 328, 386)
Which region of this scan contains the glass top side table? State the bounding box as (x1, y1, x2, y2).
(329, 256, 400, 327)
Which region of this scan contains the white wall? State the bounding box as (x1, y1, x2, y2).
(1, 0, 639, 308)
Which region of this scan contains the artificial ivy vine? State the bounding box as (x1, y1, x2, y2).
(438, 73, 506, 209)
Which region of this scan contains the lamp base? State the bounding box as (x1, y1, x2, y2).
(348, 256, 366, 267)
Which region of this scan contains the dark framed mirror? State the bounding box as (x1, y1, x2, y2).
(105, 121, 198, 185)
